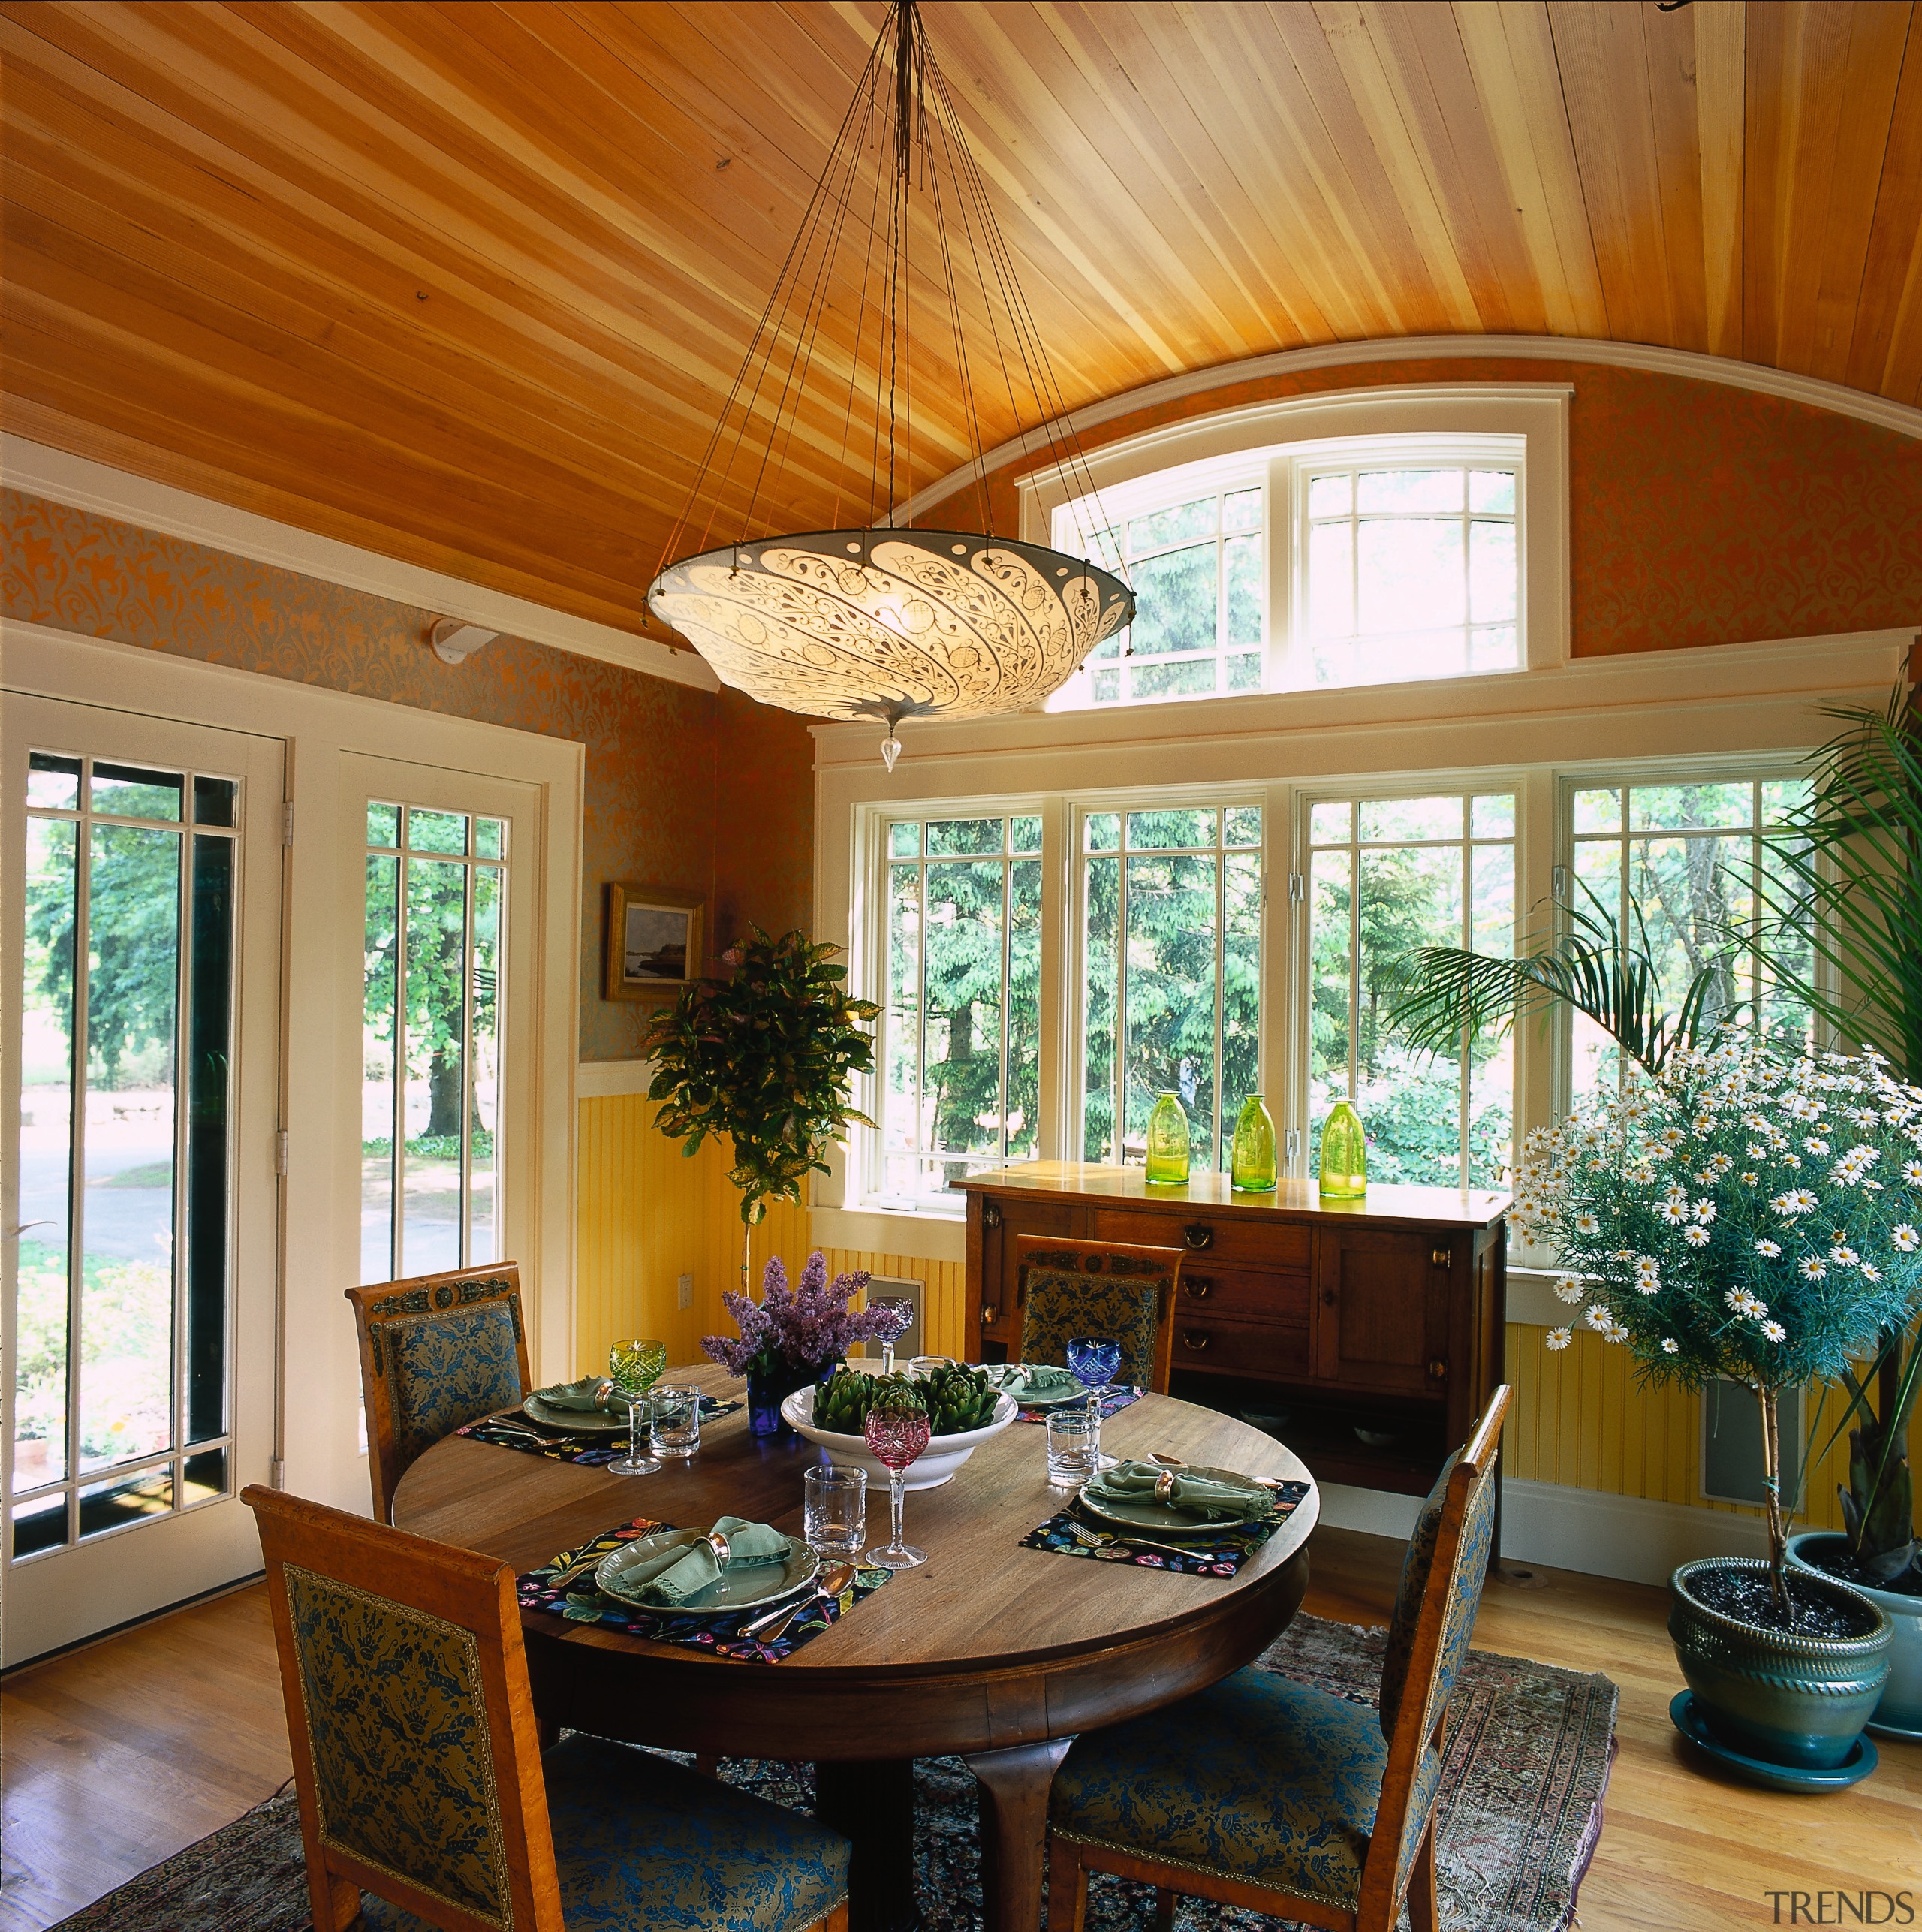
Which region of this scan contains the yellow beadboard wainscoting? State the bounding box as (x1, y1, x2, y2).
(1504, 1322, 1919, 1538)
(575, 1093, 971, 1381)
(578, 1097, 1911, 1544)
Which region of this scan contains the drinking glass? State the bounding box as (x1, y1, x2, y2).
(868, 1296, 915, 1376)
(607, 1338, 667, 1475)
(863, 1401, 932, 1570)
(649, 1384, 703, 1460)
(1065, 1335, 1123, 1469)
(803, 1464, 868, 1558)
(1045, 1406, 1099, 1487)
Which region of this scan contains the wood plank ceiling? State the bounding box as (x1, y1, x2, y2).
(3, 1, 1919, 639)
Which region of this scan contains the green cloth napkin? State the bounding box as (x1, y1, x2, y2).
(1083, 1460, 1267, 1524)
(611, 1517, 791, 1608)
(532, 1375, 642, 1416)
(990, 1362, 1080, 1394)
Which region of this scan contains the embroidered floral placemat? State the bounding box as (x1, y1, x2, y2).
(517, 1515, 891, 1663)
(1019, 1478, 1311, 1577)
(457, 1396, 743, 1466)
(1013, 1385, 1142, 1424)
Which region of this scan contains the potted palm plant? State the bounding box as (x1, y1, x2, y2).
(1752, 689, 1922, 1731)
(1516, 1039, 1911, 1780)
(642, 927, 887, 1432)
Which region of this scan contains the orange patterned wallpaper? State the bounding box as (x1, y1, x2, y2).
(2, 487, 817, 1057)
(958, 357, 1922, 656)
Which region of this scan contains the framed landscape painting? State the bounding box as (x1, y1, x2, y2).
(604, 884, 704, 1002)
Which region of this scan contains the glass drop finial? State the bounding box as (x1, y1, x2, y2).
(880, 732, 902, 772)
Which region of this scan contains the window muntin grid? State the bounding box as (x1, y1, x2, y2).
(1306, 791, 1517, 1190)
(1302, 466, 1519, 688)
(1080, 805, 1264, 1172)
(1075, 484, 1264, 707)
(1567, 777, 1814, 1104)
(878, 815, 1042, 1210)
(361, 803, 507, 1282)
(12, 751, 239, 1562)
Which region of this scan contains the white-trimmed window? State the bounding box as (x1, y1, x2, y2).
(1078, 803, 1264, 1171)
(1565, 775, 1814, 1104)
(877, 814, 1042, 1210)
(1303, 791, 1517, 1190)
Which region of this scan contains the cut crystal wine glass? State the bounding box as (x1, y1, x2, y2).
(863, 1395, 932, 1570)
(1065, 1334, 1122, 1469)
(868, 1296, 915, 1376)
(607, 1337, 667, 1475)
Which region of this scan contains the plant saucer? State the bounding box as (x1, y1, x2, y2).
(1668, 1691, 1878, 1792)
(1865, 1712, 1922, 1744)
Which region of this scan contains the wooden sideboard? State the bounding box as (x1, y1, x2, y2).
(953, 1162, 1509, 1498)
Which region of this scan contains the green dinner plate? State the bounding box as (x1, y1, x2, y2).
(594, 1527, 819, 1615)
(1075, 1464, 1274, 1538)
(522, 1391, 635, 1436)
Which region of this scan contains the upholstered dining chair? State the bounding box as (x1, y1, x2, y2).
(345, 1264, 532, 1523)
(1014, 1234, 1182, 1394)
(244, 1484, 851, 1932)
(1045, 1384, 1512, 1932)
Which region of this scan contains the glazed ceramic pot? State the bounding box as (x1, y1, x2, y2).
(1788, 1532, 1922, 1736)
(1670, 1557, 1893, 1769)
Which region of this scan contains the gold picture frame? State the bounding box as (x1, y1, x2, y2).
(604, 883, 704, 1002)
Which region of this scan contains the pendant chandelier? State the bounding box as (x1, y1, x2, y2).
(646, 0, 1133, 770)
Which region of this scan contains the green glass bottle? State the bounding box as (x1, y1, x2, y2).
(1144, 1092, 1191, 1184)
(1319, 1097, 1367, 1198)
(1230, 1094, 1278, 1192)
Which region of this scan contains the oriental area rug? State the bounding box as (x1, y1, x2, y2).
(49, 1614, 1618, 1932)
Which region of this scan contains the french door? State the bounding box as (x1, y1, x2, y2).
(2, 697, 282, 1662)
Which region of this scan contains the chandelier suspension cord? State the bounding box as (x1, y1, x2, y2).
(654, 20, 892, 583)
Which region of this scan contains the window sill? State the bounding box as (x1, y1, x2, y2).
(810, 1201, 968, 1267)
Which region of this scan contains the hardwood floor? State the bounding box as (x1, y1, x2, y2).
(2, 1529, 1917, 1930)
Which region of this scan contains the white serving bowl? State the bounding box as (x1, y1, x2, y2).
(779, 1386, 1020, 1490)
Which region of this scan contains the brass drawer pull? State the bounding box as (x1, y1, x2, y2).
(1183, 1278, 1213, 1299)
(1430, 1246, 1451, 1267)
(1182, 1330, 1210, 1351)
(982, 1304, 999, 1324)
(1182, 1222, 1213, 1251)
(1428, 1358, 1448, 1380)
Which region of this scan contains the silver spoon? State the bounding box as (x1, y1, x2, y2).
(744, 1561, 857, 1641)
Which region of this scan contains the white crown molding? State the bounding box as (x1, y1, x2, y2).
(890, 335, 1922, 524)
(2, 436, 720, 695)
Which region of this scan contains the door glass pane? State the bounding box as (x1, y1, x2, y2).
(28, 752, 81, 811)
(191, 777, 237, 828)
(362, 855, 399, 1282)
(1083, 854, 1119, 1162)
(1123, 850, 1217, 1168)
(80, 822, 179, 1475)
(17, 818, 77, 1490)
(1008, 858, 1041, 1160)
(403, 857, 466, 1276)
(468, 865, 502, 1263)
(185, 833, 234, 1446)
(407, 809, 468, 855)
(1222, 851, 1263, 1169)
(77, 1464, 173, 1539)
(90, 764, 182, 822)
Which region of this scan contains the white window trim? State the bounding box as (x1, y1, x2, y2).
(1029, 384, 1570, 724)
(809, 626, 1914, 1264)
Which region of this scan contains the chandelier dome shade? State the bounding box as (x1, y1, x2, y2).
(647, 526, 1134, 723)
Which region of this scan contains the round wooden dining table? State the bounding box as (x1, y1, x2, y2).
(393, 1364, 1318, 1932)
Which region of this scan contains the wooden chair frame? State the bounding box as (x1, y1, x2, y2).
(248, 1484, 848, 1932)
(345, 1261, 532, 1522)
(1014, 1234, 1182, 1393)
(1047, 1385, 1511, 1932)
(246, 1482, 565, 1932)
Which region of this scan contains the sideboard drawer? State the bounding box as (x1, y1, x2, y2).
(1173, 1266, 1310, 1325)
(1090, 1208, 1311, 1271)
(1170, 1313, 1310, 1378)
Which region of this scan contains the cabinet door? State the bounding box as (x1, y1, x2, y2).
(1312, 1227, 1451, 1397)
(978, 1195, 1076, 1352)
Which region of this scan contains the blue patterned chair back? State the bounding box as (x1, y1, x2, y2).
(346, 1265, 531, 1521)
(1015, 1236, 1182, 1393)
(245, 1482, 564, 1932)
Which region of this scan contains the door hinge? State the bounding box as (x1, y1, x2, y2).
(1288, 872, 1306, 903)
(1285, 1127, 1302, 1162)
(270, 1457, 287, 1489)
(1553, 864, 1569, 903)
(274, 1129, 289, 1175)
(282, 800, 295, 845)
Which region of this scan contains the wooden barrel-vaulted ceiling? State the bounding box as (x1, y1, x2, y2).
(2, 1, 1918, 639)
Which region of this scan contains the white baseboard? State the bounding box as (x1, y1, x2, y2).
(1317, 1475, 1770, 1588)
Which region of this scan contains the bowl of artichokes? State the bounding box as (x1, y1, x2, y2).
(781, 1364, 1019, 1490)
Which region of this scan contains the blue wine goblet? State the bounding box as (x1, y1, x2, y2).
(1065, 1335, 1122, 1469)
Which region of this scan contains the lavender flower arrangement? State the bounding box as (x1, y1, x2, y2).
(703, 1251, 888, 1381)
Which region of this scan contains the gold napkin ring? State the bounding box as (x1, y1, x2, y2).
(703, 1530, 731, 1568)
(592, 1378, 616, 1411)
(1154, 1471, 1178, 1503)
